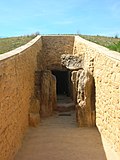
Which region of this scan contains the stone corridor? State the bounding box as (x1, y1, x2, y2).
(1, 35, 120, 160)
(15, 110, 107, 160)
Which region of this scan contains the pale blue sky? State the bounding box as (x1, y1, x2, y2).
(0, 0, 120, 37)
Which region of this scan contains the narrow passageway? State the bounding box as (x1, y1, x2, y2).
(56, 95, 75, 112)
(15, 67, 107, 160)
(15, 109, 107, 160)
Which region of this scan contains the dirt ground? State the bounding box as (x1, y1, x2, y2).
(14, 110, 108, 160)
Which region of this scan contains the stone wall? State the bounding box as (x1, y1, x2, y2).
(36, 36, 75, 117)
(74, 36, 120, 152)
(39, 70, 56, 117)
(41, 36, 74, 70)
(0, 35, 120, 159)
(0, 36, 42, 160)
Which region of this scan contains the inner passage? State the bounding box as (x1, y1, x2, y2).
(52, 70, 75, 112)
(52, 70, 70, 96)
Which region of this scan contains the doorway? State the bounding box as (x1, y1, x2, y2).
(52, 70, 70, 96)
(51, 70, 75, 112)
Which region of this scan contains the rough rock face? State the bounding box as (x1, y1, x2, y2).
(41, 36, 74, 70)
(29, 97, 40, 127)
(1, 35, 120, 160)
(0, 36, 42, 160)
(29, 69, 57, 123)
(60, 54, 95, 127)
(71, 71, 78, 102)
(39, 70, 56, 117)
(61, 54, 83, 70)
(60, 52, 95, 127)
(76, 70, 96, 127)
(29, 113, 40, 127)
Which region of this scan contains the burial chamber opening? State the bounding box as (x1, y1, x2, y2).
(51, 70, 70, 96)
(51, 70, 75, 113)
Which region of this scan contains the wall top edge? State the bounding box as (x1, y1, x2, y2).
(0, 35, 41, 62)
(41, 35, 75, 37)
(75, 36, 120, 61)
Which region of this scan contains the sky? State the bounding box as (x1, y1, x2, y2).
(0, 0, 120, 37)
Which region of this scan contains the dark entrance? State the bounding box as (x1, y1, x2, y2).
(52, 70, 70, 96)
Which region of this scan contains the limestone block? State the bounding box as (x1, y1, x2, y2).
(29, 97, 40, 114)
(61, 54, 83, 70)
(76, 70, 96, 127)
(39, 70, 57, 117)
(51, 74, 57, 110)
(71, 71, 78, 102)
(29, 113, 40, 127)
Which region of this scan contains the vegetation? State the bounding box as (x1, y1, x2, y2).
(0, 34, 37, 54)
(107, 41, 120, 52)
(0, 33, 120, 54)
(80, 35, 120, 53)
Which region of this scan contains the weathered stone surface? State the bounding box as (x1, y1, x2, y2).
(29, 97, 40, 127)
(0, 35, 120, 160)
(74, 36, 120, 153)
(51, 74, 57, 110)
(29, 97, 40, 114)
(41, 36, 74, 70)
(75, 70, 95, 127)
(71, 71, 78, 102)
(61, 54, 83, 70)
(39, 70, 56, 117)
(29, 113, 40, 127)
(0, 36, 42, 160)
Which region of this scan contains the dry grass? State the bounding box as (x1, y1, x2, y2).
(0, 35, 36, 54)
(0, 34, 120, 54)
(80, 35, 120, 52)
